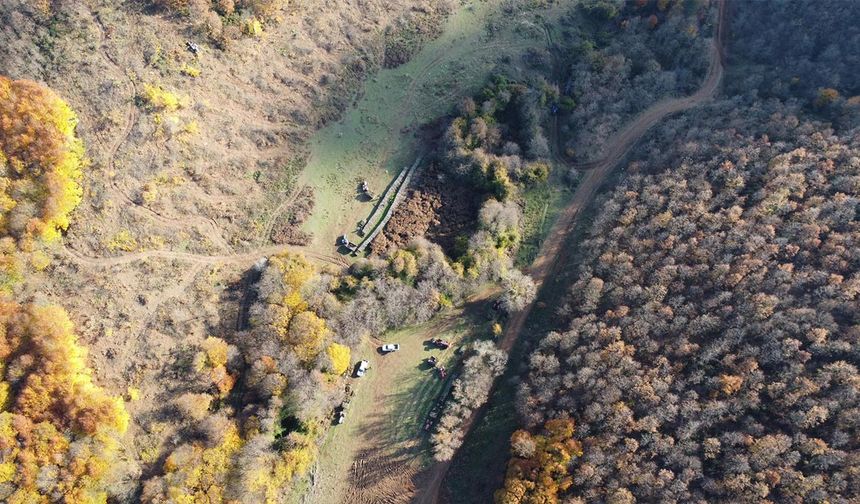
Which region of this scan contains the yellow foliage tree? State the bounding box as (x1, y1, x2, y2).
(0, 300, 129, 502)
(495, 418, 582, 504)
(326, 343, 350, 375)
(389, 249, 418, 280)
(241, 434, 317, 504)
(194, 337, 235, 397)
(286, 311, 327, 363)
(0, 76, 85, 246)
(265, 252, 338, 364)
(150, 422, 244, 503)
(269, 252, 314, 294)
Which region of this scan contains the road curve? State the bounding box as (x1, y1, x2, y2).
(417, 1, 727, 502)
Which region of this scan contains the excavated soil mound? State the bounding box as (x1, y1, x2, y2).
(370, 163, 479, 256)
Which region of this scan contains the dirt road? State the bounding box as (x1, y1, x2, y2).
(416, 2, 727, 502)
(59, 243, 349, 269)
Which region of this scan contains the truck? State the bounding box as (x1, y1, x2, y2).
(431, 338, 451, 349)
(355, 360, 370, 377)
(380, 343, 400, 353)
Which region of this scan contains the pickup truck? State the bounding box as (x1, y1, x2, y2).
(355, 360, 370, 377)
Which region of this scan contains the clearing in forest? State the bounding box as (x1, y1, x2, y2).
(294, 1, 575, 503)
(298, 0, 560, 257)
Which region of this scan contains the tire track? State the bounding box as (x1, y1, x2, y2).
(258, 185, 302, 244)
(93, 12, 231, 251)
(60, 242, 348, 269)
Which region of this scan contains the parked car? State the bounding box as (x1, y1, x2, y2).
(355, 360, 370, 377)
(380, 343, 400, 353)
(425, 356, 438, 367)
(336, 410, 346, 424)
(431, 338, 451, 349)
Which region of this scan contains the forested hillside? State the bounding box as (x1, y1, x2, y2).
(6, 0, 860, 502)
(557, 0, 712, 160)
(513, 103, 860, 502)
(497, 1, 860, 502)
(728, 0, 860, 107)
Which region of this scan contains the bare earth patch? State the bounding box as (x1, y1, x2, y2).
(371, 163, 480, 256)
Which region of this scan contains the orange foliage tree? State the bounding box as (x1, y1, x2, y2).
(495, 418, 582, 504)
(194, 336, 237, 397)
(143, 420, 244, 503)
(0, 76, 85, 248)
(0, 299, 129, 503)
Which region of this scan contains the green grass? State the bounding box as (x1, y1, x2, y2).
(298, 0, 556, 256)
(515, 179, 572, 268)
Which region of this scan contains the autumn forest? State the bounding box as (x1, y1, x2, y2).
(1, 0, 859, 503)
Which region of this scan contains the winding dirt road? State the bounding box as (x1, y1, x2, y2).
(416, 2, 727, 502)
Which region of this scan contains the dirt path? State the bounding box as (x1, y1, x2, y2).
(416, 2, 727, 502)
(258, 186, 301, 244)
(93, 12, 233, 251)
(59, 243, 348, 269)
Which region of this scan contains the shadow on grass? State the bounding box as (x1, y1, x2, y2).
(344, 296, 495, 490)
(441, 180, 614, 503)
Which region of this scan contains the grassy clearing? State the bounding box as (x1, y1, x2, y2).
(298, 0, 555, 257)
(302, 296, 493, 503)
(379, 316, 469, 445)
(516, 179, 572, 268)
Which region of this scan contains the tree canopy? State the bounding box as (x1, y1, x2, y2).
(0, 76, 84, 246)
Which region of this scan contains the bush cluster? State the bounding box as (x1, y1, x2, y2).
(150, 0, 287, 48)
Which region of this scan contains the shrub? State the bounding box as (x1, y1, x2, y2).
(180, 64, 201, 77)
(106, 229, 138, 252)
(243, 18, 263, 37)
(140, 83, 183, 111)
